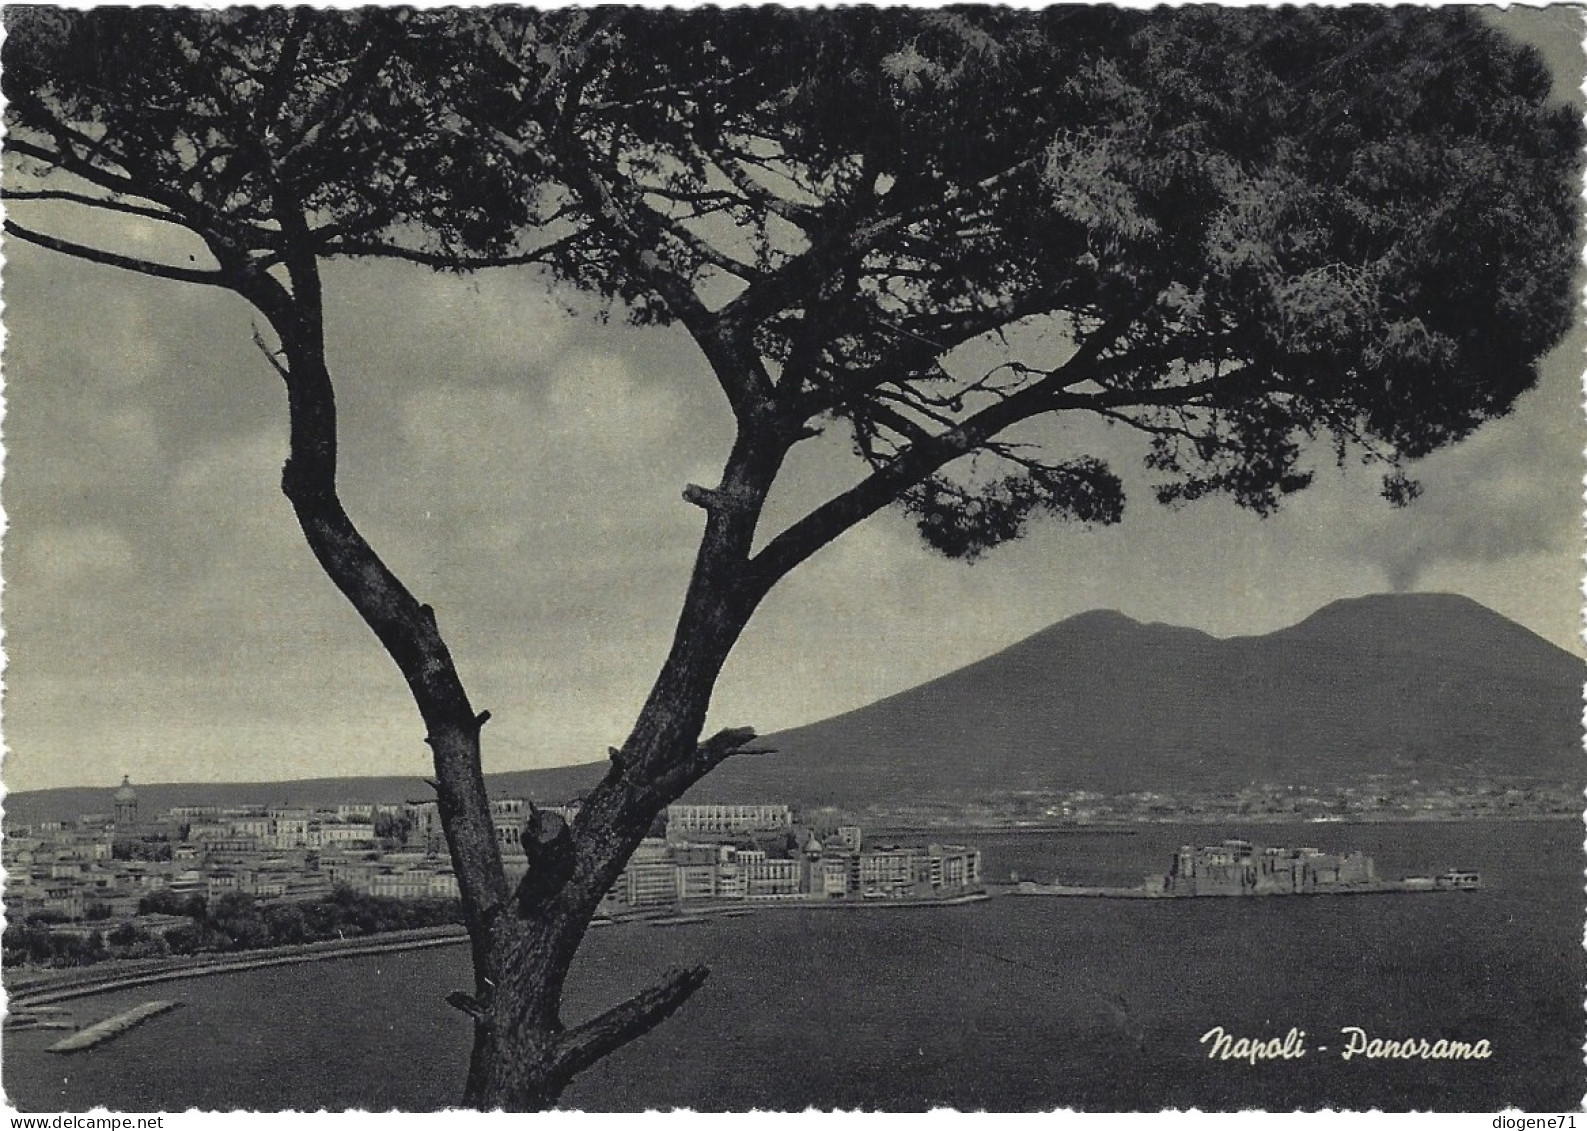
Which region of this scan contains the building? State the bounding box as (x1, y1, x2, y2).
(819, 856, 850, 897)
(925, 844, 981, 890)
(168, 870, 205, 896)
(489, 798, 528, 858)
(665, 803, 792, 836)
(426, 871, 461, 899)
(716, 854, 747, 900)
(744, 856, 801, 899)
(229, 816, 273, 839)
(857, 846, 920, 895)
(405, 800, 444, 851)
(110, 777, 171, 853)
(268, 809, 311, 850)
(1163, 840, 1376, 895)
(113, 776, 139, 827)
(369, 870, 432, 900)
(314, 823, 377, 848)
(675, 862, 717, 900)
(625, 861, 678, 906)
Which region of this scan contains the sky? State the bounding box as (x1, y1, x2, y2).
(2, 9, 1584, 794)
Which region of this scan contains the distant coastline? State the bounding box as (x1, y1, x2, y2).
(870, 811, 1577, 836)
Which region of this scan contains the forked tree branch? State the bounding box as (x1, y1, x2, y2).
(553, 147, 780, 418)
(550, 965, 711, 1083)
(747, 303, 1160, 590)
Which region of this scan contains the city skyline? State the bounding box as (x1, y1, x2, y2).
(3, 7, 1583, 794)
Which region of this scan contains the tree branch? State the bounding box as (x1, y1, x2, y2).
(252, 9, 314, 141)
(553, 150, 710, 316)
(7, 129, 249, 242)
(694, 725, 774, 767)
(633, 726, 775, 813)
(275, 17, 407, 181)
(234, 235, 511, 928)
(251, 325, 290, 380)
(551, 966, 711, 1083)
(6, 130, 140, 198)
(4, 219, 234, 287)
(747, 304, 1200, 591)
(319, 234, 582, 271)
(691, 129, 822, 230)
(2, 188, 182, 226)
(554, 147, 779, 420)
(716, 153, 1042, 339)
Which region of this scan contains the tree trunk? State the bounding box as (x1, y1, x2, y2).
(252, 234, 790, 1108)
(462, 920, 572, 1111)
(459, 878, 713, 1109)
(453, 589, 759, 1109)
(454, 422, 787, 1109)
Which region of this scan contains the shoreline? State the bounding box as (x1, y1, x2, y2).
(6, 815, 1528, 1006)
(1008, 881, 1473, 900)
(870, 812, 1577, 835)
(5, 926, 470, 1008)
(5, 893, 996, 1006)
(11, 869, 1461, 1004)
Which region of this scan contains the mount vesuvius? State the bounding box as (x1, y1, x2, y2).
(7, 593, 1579, 823)
(687, 592, 1584, 805)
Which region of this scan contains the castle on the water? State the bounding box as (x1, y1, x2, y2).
(1152, 838, 1375, 896)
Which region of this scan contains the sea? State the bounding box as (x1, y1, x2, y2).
(5, 819, 1582, 1112)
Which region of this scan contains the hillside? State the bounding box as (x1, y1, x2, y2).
(688, 592, 1584, 804)
(5, 763, 605, 829)
(9, 593, 1580, 822)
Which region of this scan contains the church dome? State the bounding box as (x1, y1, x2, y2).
(114, 775, 137, 802)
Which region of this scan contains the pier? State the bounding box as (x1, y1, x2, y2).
(48, 1000, 181, 1053)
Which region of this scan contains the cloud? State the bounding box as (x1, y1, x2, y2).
(5, 171, 1582, 790)
(1365, 486, 1574, 595)
(9, 523, 136, 588)
(322, 261, 577, 390)
(1344, 327, 1582, 594)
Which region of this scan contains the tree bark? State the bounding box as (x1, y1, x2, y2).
(238, 245, 516, 1000)
(225, 205, 796, 1106)
(455, 415, 790, 1109)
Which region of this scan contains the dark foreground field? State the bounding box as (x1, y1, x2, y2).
(6, 820, 1580, 1111)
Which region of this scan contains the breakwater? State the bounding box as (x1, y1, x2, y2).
(1009, 879, 1466, 899)
(639, 891, 992, 926)
(48, 1001, 181, 1053)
